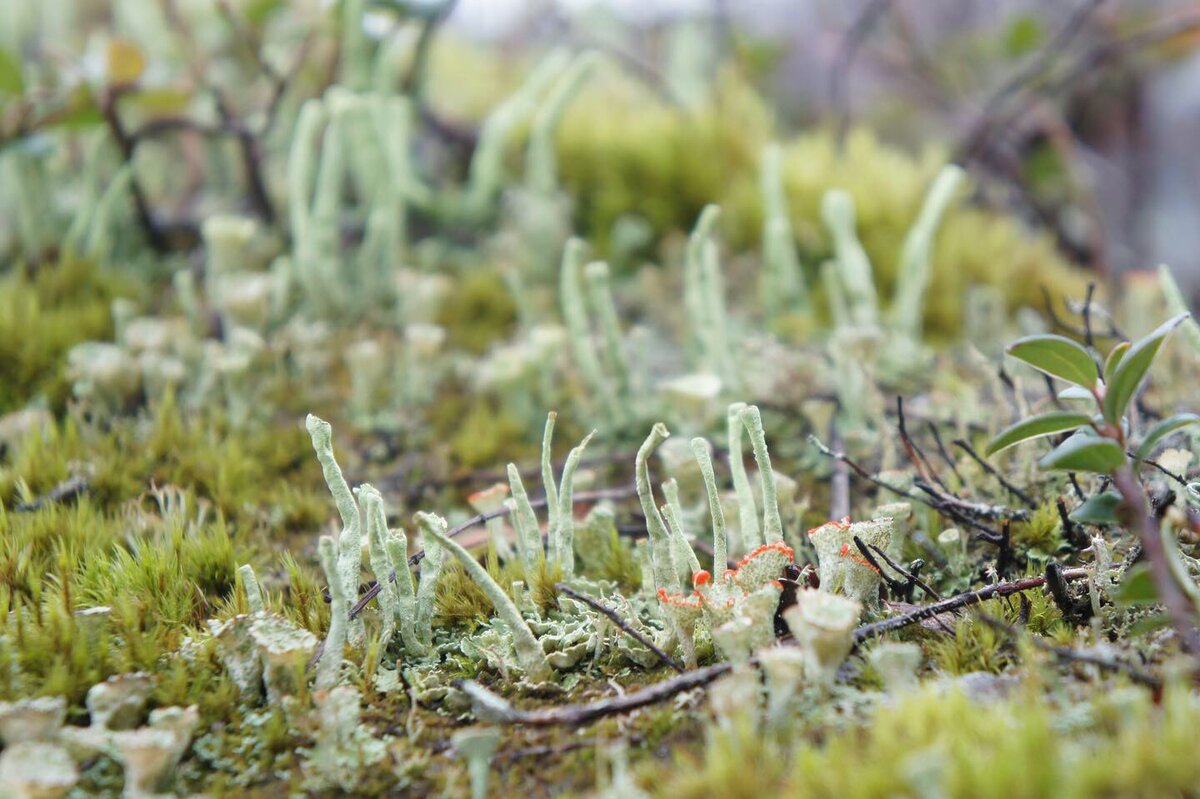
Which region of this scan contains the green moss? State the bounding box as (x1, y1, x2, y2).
(444, 396, 530, 472)
(435, 269, 518, 355)
(928, 610, 1014, 675)
(0, 256, 133, 412)
(1011, 502, 1066, 559)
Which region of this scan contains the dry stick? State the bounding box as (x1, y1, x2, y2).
(927, 422, 966, 486)
(865, 541, 941, 600)
(852, 535, 907, 595)
(958, 0, 1107, 160)
(1055, 496, 1088, 550)
(555, 583, 683, 673)
(810, 434, 1011, 542)
(978, 614, 1162, 689)
(912, 481, 1005, 542)
(895, 397, 947, 492)
(953, 438, 1038, 509)
(461, 571, 1092, 727)
(1111, 466, 1200, 654)
(346, 485, 636, 621)
(854, 568, 1089, 643)
(457, 661, 733, 726)
(100, 88, 167, 253)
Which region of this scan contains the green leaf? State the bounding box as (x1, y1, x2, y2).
(1006, 334, 1098, 388)
(1038, 433, 1124, 473)
(0, 49, 23, 95)
(985, 412, 1091, 456)
(1128, 612, 1173, 637)
(1135, 413, 1200, 462)
(1103, 313, 1190, 424)
(1114, 563, 1158, 605)
(1068, 491, 1121, 525)
(1103, 341, 1130, 384)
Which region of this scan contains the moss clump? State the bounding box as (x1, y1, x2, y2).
(0, 257, 133, 412)
(435, 269, 519, 355)
(1011, 502, 1066, 559)
(0, 393, 322, 533)
(557, 68, 772, 251)
(660, 682, 1200, 798)
(929, 612, 1014, 675)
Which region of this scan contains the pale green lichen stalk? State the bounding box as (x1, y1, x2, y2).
(822, 189, 879, 329)
(691, 436, 728, 569)
(727, 402, 761, 549)
(417, 512, 551, 682)
(759, 143, 808, 323)
(889, 164, 965, 339)
(740, 404, 783, 543)
(635, 422, 680, 594)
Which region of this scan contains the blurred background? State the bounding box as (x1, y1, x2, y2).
(436, 0, 1200, 288)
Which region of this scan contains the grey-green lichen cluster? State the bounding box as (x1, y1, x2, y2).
(3, 4, 1200, 797)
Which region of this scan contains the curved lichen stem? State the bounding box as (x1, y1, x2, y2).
(418, 512, 551, 681)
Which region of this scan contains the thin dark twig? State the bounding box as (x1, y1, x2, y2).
(1138, 455, 1193, 491)
(1056, 496, 1087, 550)
(979, 614, 1162, 689)
(912, 482, 1004, 543)
(854, 568, 1090, 642)
(896, 396, 948, 492)
(853, 536, 906, 595)
(809, 435, 921, 503)
(555, 583, 683, 673)
(14, 476, 90, 513)
(866, 543, 941, 600)
(958, 0, 1107, 160)
(100, 88, 166, 252)
(1069, 473, 1087, 501)
(953, 438, 1038, 508)
(927, 422, 966, 486)
(457, 661, 733, 726)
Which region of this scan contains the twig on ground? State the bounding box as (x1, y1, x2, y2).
(953, 438, 1038, 508)
(457, 661, 733, 726)
(555, 583, 684, 673)
(979, 614, 1162, 689)
(854, 568, 1090, 642)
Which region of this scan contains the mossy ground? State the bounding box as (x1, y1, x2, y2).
(1, 23, 1198, 798)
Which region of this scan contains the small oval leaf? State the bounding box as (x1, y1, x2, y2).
(1068, 491, 1122, 525)
(1135, 413, 1200, 462)
(985, 412, 1091, 456)
(1103, 313, 1190, 424)
(1038, 434, 1124, 473)
(1115, 563, 1158, 605)
(1103, 341, 1130, 384)
(1006, 334, 1098, 388)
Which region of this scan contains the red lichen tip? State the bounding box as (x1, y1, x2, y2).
(736, 540, 795, 568)
(692, 569, 712, 587)
(657, 587, 704, 609)
(808, 516, 852, 536)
